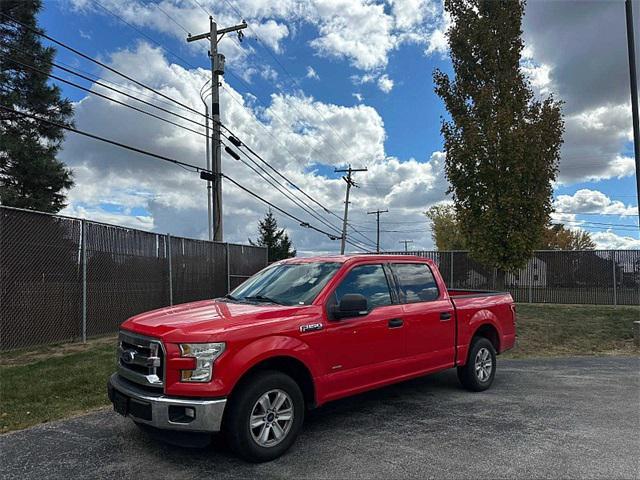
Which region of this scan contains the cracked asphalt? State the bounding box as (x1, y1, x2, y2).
(1, 357, 639, 479)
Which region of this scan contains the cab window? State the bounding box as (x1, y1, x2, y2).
(392, 263, 439, 303)
(334, 264, 393, 309)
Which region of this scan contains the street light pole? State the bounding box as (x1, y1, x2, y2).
(625, 0, 640, 224)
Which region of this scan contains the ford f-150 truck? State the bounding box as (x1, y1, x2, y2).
(108, 255, 516, 462)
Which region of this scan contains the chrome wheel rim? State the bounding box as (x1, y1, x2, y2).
(250, 389, 294, 447)
(475, 347, 493, 382)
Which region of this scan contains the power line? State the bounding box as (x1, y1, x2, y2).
(92, 0, 197, 69)
(0, 11, 204, 118)
(554, 211, 638, 217)
(219, 119, 377, 248)
(190, 0, 215, 18)
(213, 0, 362, 163)
(1, 47, 210, 131)
(2, 55, 208, 138)
(152, 2, 191, 35)
(229, 141, 376, 249)
(0, 21, 374, 248)
(0, 105, 373, 248)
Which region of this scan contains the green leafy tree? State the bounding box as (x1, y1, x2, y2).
(249, 210, 296, 262)
(433, 0, 564, 286)
(0, 0, 74, 213)
(540, 223, 596, 250)
(425, 204, 468, 250)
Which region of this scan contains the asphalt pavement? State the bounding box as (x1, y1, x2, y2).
(1, 357, 639, 479)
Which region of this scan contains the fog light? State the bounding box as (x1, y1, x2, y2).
(168, 405, 196, 423)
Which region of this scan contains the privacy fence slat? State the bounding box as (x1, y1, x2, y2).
(378, 249, 640, 306)
(0, 206, 267, 351)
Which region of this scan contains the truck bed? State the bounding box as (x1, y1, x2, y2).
(448, 289, 517, 358)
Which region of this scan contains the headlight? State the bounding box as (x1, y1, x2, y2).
(179, 342, 225, 382)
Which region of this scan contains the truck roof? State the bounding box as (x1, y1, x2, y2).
(278, 254, 432, 264)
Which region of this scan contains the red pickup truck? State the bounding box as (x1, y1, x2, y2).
(108, 255, 516, 462)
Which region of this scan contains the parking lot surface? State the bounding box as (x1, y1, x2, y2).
(1, 357, 639, 479)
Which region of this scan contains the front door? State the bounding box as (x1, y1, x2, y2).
(321, 263, 405, 398)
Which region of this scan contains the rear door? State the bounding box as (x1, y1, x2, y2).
(391, 262, 455, 372)
(321, 263, 406, 397)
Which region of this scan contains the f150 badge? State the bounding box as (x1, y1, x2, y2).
(299, 323, 323, 333)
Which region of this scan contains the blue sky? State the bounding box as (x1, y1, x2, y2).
(32, 0, 639, 251)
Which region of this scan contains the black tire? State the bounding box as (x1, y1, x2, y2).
(224, 370, 304, 463)
(457, 337, 497, 392)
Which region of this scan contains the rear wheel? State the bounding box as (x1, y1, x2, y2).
(457, 337, 496, 392)
(224, 370, 304, 462)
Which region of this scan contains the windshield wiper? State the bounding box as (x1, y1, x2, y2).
(243, 295, 284, 305)
(218, 293, 240, 302)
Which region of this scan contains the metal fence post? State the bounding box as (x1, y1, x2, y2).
(612, 252, 617, 306)
(528, 258, 533, 304)
(167, 233, 173, 306)
(226, 243, 231, 293)
(81, 219, 87, 343)
(450, 251, 454, 287)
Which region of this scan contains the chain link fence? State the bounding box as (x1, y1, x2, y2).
(381, 250, 640, 306)
(0, 206, 267, 351)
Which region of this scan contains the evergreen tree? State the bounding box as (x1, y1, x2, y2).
(0, 0, 74, 213)
(433, 0, 564, 285)
(249, 210, 296, 261)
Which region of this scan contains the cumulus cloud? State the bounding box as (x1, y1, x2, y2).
(521, 1, 636, 184)
(58, 44, 447, 252)
(590, 231, 640, 250)
(306, 66, 319, 80)
(69, 0, 444, 72)
(377, 74, 394, 93)
(554, 189, 638, 217)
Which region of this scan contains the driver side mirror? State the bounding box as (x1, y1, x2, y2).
(331, 293, 368, 320)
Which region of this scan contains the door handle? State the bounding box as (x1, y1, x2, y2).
(388, 318, 404, 328)
(440, 312, 452, 321)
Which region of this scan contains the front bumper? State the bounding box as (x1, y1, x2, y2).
(107, 373, 226, 432)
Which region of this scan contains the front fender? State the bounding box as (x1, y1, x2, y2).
(223, 335, 320, 392)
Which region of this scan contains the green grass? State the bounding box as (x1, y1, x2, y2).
(504, 303, 639, 358)
(0, 338, 117, 433)
(0, 304, 638, 433)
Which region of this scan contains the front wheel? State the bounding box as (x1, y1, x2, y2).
(457, 337, 496, 392)
(224, 370, 304, 462)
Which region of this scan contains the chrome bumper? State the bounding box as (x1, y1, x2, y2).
(107, 373, 226, 433)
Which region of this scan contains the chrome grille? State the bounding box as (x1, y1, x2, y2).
(117, 330, 164, 389)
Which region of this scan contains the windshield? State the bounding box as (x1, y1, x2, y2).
(229, 262, 341, 306)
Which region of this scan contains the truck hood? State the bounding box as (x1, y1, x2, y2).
(121, 299, 309, 342)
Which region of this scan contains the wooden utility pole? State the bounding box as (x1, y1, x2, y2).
(367, 209, 388, 253)
(399, 239, 413, 252)
(335, 165, 368, 254)
(188, 17, 247, 241)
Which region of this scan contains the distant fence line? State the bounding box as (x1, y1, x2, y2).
(0, 206, 268, 351)
(381, 250, 640, 306)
